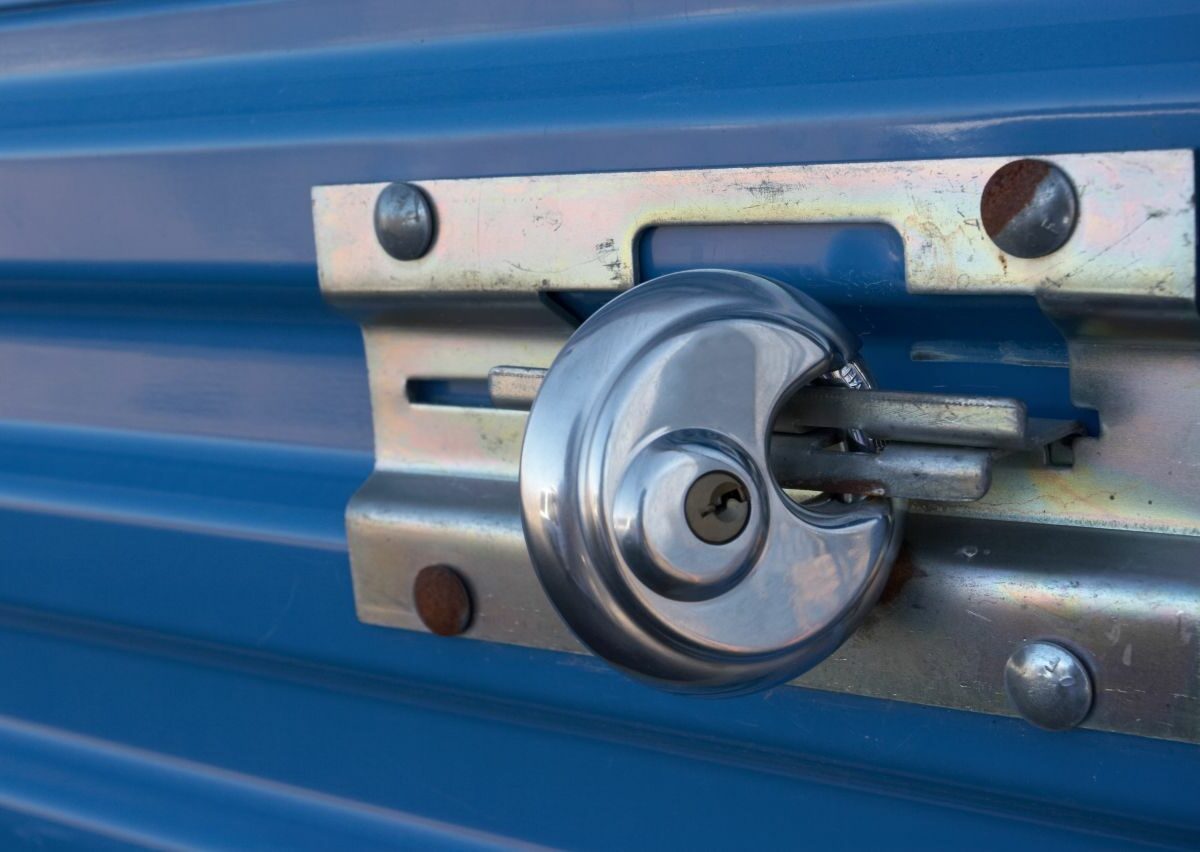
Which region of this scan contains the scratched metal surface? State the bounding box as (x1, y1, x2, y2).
(0, 0, 1198, 848)
(314, 152, 1194, 301)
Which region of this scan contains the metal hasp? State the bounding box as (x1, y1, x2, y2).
(520, 270, 901, 694)
(312, 150, 1200, 741)
(489, 368, 1084, 502)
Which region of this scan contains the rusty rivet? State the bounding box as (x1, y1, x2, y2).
(981, 159, 1077, 259)
(413, 565, 472, 636)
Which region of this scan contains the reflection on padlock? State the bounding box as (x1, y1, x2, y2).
(520, 270, 904, 695)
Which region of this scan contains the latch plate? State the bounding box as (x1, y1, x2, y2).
(313, 150, 1199, 742)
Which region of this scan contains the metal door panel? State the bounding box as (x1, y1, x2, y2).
(0, 0, 1196, 847)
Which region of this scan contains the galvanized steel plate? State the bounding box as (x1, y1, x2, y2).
(314, 150, 1200, 744)
(314, 150, 1195, 306)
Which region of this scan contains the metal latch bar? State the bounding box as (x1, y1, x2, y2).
(487, 366, 1079, 502)
(489, 366, 548, 410)
(771, 434, 991, 502)
(778, 387, 1026, 449)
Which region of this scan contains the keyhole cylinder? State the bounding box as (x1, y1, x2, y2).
(685, 471, 751, 544)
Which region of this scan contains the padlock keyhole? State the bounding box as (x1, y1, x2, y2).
(685, 471, 751, 545)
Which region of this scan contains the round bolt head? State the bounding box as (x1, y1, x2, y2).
(684, 470, 751, 545)
(413, 565, 472, 636)
(374, 182, 435, 261)
(981, 159, 1077, 259)
(1004, 641, 1093, 731)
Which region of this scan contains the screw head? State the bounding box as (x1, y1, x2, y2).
(684, 470, 751, 545)
(374, 182, 435, 261)
(1004, 640, 1093, 731)
(981, 159, 1077, 259)
(413, 565, 472, 636)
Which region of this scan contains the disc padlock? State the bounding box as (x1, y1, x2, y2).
(520, 270, 903, 694)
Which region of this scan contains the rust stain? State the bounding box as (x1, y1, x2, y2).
(413, 564, 473, 636)
(981, 159, 1050, 238)
(857, 546, 928, 635)
(877, 545, 928, 607)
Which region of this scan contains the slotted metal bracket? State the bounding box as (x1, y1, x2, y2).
(312, 150, 1200, 742)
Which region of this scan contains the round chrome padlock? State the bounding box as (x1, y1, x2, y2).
(520, 270, 903, 694)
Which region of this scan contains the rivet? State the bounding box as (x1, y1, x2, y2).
(1004, 640, 1093, 731)
(981, 159, 1077, 259)
(374, 182, 435, 261)
(413, 565, 472, 637)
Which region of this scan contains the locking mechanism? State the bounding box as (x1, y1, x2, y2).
(312, 150, 1200, 739)
(684, 471, 750, 545)
(503, 269, 1089, 692)
(519, 270, 901, 693)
